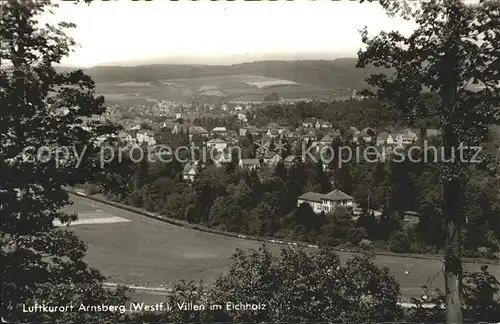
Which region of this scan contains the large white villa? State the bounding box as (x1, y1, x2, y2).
(297, 189, 354, 214)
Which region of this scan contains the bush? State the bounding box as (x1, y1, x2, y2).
(206, 246, 403, 323)
(477, 246, 497, 259)
(348, 227, 367, 244)
(388, 231, 411, 253)
(143, 198, 156, 212)
(125, 191, 143, 207)
(463, 265, 500, 322)
(83, 182, 101, 195)
(359, 239, 373, 251)
(407, 265, 500, 322)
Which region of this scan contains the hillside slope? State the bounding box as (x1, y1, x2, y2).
(74, 58, 389, 90)
(229, 59, 386, 90)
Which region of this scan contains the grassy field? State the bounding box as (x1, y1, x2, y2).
(94, 74, 335, 103)
(64, 194, 500, 300)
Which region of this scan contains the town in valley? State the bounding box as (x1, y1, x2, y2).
(2, 0, 499, 323)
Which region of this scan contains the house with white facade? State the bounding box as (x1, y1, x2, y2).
(118, 131, 134, 145)
(401, 129, 419, 145)
(263, 151, 281, 166)
(189, 126, 209, 139)
(206, 138, 227, 153)
(302, 118, 317, 128)
(182, 161, 198, 182)
(283, 154, 300, 167)
(318, 135, 334, 146)
(297, 189, 354, 214)
(136, 131, 156, 146)
(237, 113, 247, 123)
(214, 152, 233, 167)
(211, 126, 227, 137)
(266, 129, 280, 138)
(239, 159, 260, 170)
(318, 120, 333, 129)
(393, 133, 404, 147)
(402, 210, 421, 230)
(376, 132, 395, 146)
(424, 128, 441, 138)
(239, 125, 259, 137)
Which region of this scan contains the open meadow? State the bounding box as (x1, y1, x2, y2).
(64, 194, 500, 302)
(95, 74, 335, 104)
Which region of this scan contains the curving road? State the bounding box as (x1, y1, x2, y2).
(64, 194, 500, 300)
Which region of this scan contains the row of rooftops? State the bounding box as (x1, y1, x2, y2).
(241, 122, 440, 138)
(119, 121, 442, 152)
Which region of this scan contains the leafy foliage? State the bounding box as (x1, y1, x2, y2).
(0, 0, 129, 321)
(407, 265, 500, 322)
(129, 246, 403, 323)
(357, 0, 500, 321)
(108, 130, 500, 257)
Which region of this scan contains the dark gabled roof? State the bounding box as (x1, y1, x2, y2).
(282, 130, 296, 138)
(183, 161, 196, 173)
(207, 138, 226, 144)
(329, 129, 342, 136)
(189, 126, 209, 134)
(377, 132, 390, 140)
(322, 189, 353, 201)
(268, 129, 280, 135)
(426, 128, 441, 137)
(212, 127, 227, 132)
(320, 135, 334, 142)
(298, 192, 324, 203)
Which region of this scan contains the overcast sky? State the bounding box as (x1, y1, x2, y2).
(41, 0, 419, 67)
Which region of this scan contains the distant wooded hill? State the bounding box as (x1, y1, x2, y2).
(60, 58, 390, 90)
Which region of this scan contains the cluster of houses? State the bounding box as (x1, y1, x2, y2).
(110, 114, 442, 179)
(240, 118, 439, 147)
(175, 118, 439, 227)
(110, 114, 440, 228)
(123, 100, 191, 118)
(174, 117, 442, 180)
(115, 129, 157, 146)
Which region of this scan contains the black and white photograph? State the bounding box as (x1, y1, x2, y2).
(1, 0, 499, 323)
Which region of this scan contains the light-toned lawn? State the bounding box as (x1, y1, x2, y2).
(65, 194, 500, 300)
(116, 81, 154, 87)
(245, 80, 297, 88)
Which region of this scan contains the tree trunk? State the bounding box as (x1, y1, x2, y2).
(441, 6, 464, 321)
(444, 179, 463, 323)
(442, 137, 465, 323)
